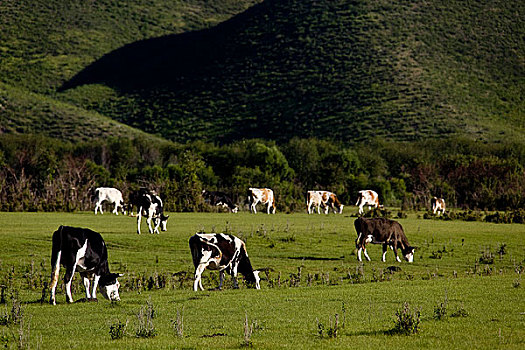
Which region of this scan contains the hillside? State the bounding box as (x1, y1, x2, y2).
(0, 0, 260, 141)
(1, 0, 524, 144)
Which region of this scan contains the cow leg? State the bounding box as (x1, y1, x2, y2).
(95, 200, 103, 215)
(251, 202, 258, 214)
(392, 243, 401, 262)
(81, 273, 91, 299)
(137, 208, 142, 234)
(112, 201, 119, 215)
(153, 217, 161, 234)
(382, 244, 388, 262)
(64, 265, 77, 303)
(146, 216, 154, 234)
(219, 270, 225, 290)
(49, 251, 62, 305)
(358, 205, 364, 215)
(357, 247, 363, 261)
(363, 248, 371, 261)
(90, 275, 100, 300)
(193, 264, 208, 291)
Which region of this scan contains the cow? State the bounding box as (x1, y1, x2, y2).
(307, 190, 344, 214)
(94, 187, 125, 215)
(431, 197, 446, 216)
(354, 217, 415, 263)
(202, 190, 238, 213)
(49, 226, 122, 305)
(355, 190, 380, 215)
(247, 188, 276, 214)
(189, 233, 260, 291)
(129, 188, 169, 234)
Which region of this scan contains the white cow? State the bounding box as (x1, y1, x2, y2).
(94, 187, 125, 215)
(355, 190, 380, 215)
(247, 188, 276, 214)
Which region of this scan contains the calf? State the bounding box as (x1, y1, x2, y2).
(129, 188, 169, 234)
(431, 197, 446, 216)
(354, 217, 415, 263)
(202, 190, 238, 213)
(189, 233, 260, 291)
(94, 187, 125, 215)
(307, 190, 344, 214)
(247, 188, 276, 214)
(49, 226, 122, 305)
(355, 190, 380, 215)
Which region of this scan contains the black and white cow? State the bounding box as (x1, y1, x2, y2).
(189, 233, 260, 291)
(129, 188, 169, 234)
(94, 187, 125, 215)
(354, 217, 415, 263)
(49, 226, 122, 305)
(202, 190, 238, 213)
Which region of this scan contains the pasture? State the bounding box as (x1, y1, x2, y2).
(0, 211, 524, 349)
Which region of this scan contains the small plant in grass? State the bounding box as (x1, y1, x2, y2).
(450, 304, 469, 318)
(315, 313, 340, 338)
(478, 247, 494, 264)
(171, 306, 184, 338)
(135, 299, 156, 338)
(242, 311, 254, 347)
(390, 302, 421, 335)
(109, 319, 128, 340)
(433, 302, 447, 320)
(0, 297, 24, 326)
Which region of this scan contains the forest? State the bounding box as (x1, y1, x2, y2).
(1, 134, 524, 215)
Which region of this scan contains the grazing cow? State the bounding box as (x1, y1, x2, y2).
(355, 190, 380, 215)
(354, 217, 415, 263)
(431, 197, 446, 216)
(247, 188, 276, 214)
(129, 188, 169, 234)
(202, 190, 238, 213)
(49, 226, 122, 305)
(189, 233, 260, 291)
(307, 190, 344, 214)
(94, 187, 125, 215)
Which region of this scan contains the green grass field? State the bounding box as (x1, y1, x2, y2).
(0, 211, 524, 349)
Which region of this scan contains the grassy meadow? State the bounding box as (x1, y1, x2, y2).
(0, 210, 524, 349)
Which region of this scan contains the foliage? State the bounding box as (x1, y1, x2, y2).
(1, 134, 525, 212)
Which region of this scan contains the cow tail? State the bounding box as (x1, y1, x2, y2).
(50, 226, 63, 289)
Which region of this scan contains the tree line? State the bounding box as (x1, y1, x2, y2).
(0, 134, 524, 213)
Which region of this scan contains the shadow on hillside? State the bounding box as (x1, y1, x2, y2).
(58, 1, 269, 93)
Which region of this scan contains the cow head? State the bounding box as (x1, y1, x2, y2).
(232, 206, 239, 213)
(99, 273, 123, 301)
(404, 247, 415, 263)
(338, 204, 344, 214)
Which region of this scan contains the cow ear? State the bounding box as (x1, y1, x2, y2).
(118, 273, 124, 277)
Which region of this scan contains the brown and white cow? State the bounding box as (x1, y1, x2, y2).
(247, 188, 276, 214)
(189, 233, 260, 291)
(354, 217, 415, 263)
(307, 190, 343, 214)
(431, 197, 446, 216)
(355, 190, 380, 215)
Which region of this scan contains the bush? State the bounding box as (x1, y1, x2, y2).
(390, 302, 421, 335)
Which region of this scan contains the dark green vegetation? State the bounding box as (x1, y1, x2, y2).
(0, 212, 523, 349)
(1, 134, 525, 212)
(1, 0, 523, 143)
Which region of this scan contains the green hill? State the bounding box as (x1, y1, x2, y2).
(1, 0, 523, 144)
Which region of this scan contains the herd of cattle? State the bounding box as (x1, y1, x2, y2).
(48, 186, 441, 304)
